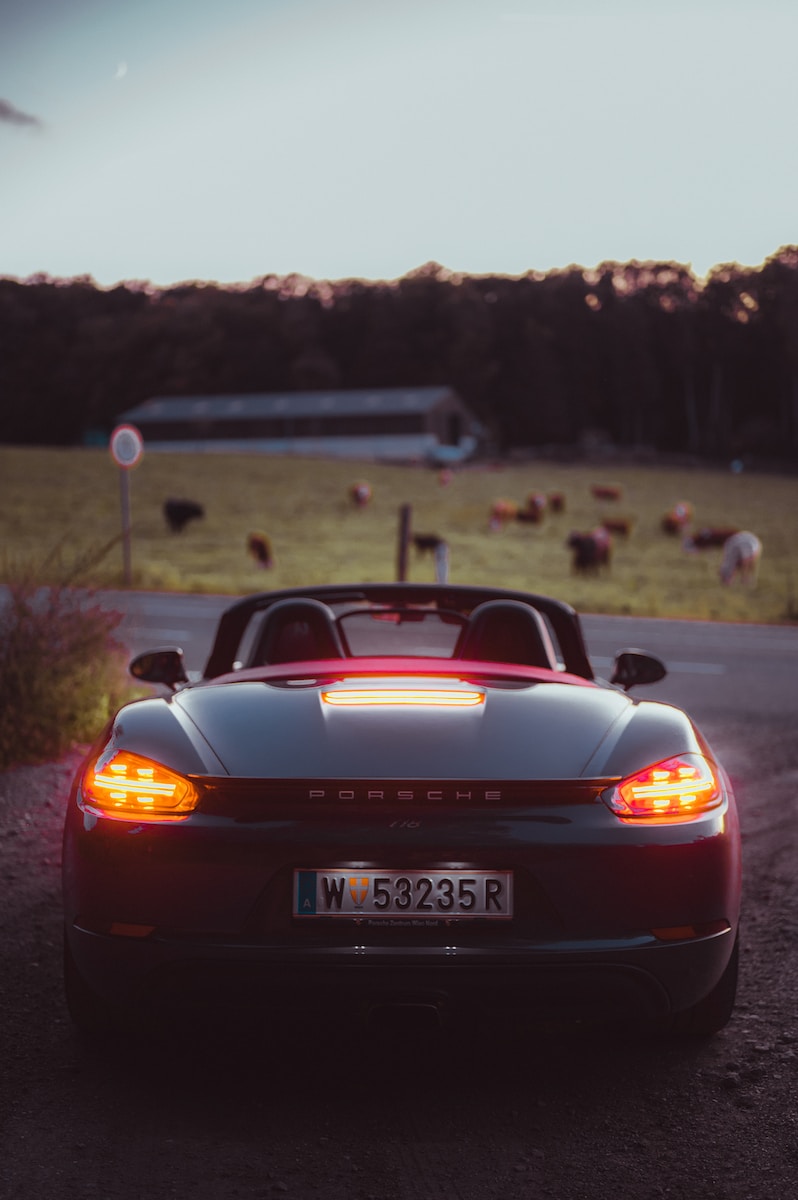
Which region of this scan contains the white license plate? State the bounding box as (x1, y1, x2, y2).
(294, 869, 513, 918)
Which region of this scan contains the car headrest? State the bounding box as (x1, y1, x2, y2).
(455, 600, 558, 670)
(251, 598, 345, 665)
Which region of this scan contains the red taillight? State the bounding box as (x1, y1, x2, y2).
(604, 753, 721, 821)
(80, 750, 199, 822)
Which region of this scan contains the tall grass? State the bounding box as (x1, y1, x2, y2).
(1, 446, 796, 624)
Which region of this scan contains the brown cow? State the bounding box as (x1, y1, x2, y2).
(601, 516, 634, 538)
(683, 526, 740, 551)
(349, 482, 372, 508)
(516, 492, 547, 524)
(661, 501, 693, 534)
(591, 484, 623, 501)
(247, 531, 273, 568)
(489, 499, 518, 530)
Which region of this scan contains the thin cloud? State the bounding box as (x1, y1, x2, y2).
(0, 99, 43, 128)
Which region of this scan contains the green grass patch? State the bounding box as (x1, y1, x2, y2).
(1, 446, 797, 623)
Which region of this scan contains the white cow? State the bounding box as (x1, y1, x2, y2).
(719, 531, 762, 585)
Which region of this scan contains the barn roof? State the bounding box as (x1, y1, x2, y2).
(122, 386, 465, 424)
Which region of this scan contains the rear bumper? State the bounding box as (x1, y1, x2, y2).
(66, 921, 735, 1027)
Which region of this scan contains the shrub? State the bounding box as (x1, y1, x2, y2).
(0, 580, 132, 769)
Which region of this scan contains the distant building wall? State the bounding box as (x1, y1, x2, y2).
(131, 432, 478, 462)
(118, 387, 481, 463)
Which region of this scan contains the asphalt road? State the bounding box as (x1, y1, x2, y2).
(2, 595, 798, 1198)
(110, 589, 797, 723)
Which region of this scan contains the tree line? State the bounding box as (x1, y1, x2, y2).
(2, 247, 798, 463)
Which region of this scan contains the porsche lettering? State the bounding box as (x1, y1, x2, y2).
(307, 788, 503, 802)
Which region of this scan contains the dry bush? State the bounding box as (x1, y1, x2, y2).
(0, 570, 133, 770)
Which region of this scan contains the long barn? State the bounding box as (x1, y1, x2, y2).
(118, 387, 480, 463)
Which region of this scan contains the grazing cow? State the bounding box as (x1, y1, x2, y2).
(719, 531, 762, 585)
(683, 526, 740, 552)
(413, 533, 447, 555)
(349, 481, 372, 508)
(601, 516, 634, 538)
(489, 499, 518, 531)
(661, 501, 693, 535)
(247, 532, 273, 569)
(547, 491, 566, 514)
(591, 484, 623, 501)
(412, 534, 450, 583)
(163, 498, 204, 533)
(567, 527, 612, 574)
(515, 492, 547, 524)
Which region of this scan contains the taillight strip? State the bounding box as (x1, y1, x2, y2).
(322, 688, 485, 707)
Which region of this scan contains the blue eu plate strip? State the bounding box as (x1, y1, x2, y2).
(296, 871, 317, 915)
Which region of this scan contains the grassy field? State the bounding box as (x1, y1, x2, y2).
(1, 446, 797, 624)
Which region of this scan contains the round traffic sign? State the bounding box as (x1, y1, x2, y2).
(109, 423, 144, 469)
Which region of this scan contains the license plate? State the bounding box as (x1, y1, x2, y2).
(294, 870, 513, 919)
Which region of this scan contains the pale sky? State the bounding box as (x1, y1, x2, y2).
(1, 0, 796, 289)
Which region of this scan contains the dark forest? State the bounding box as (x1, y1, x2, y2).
(2, 246, 798, 464)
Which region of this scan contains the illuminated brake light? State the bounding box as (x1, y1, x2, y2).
(81, 750, 199, 822)
(604, 754, 721, 821)
(321, 688, 485, 708)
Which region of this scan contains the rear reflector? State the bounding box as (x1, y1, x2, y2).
(109, 923, 156, 939)
(651, 920, 731, 941)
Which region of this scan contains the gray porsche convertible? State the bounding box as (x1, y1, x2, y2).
(62, 584, 741, 1036)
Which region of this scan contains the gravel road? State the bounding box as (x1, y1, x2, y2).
(2, 708, 797, 1200)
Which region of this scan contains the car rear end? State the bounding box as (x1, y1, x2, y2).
(63, 671, 740, 1032)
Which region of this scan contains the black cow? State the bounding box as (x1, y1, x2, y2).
(412, 533, 447, 555)
(163, 498, 204, 533)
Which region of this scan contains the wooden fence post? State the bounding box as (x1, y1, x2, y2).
(397, 504, 412, 581)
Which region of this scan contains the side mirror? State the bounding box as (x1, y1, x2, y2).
(610, 648, 667, 691)
(129, 648, 188, 690)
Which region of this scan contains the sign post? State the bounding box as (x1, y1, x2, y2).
(109, 424, 144, 586)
